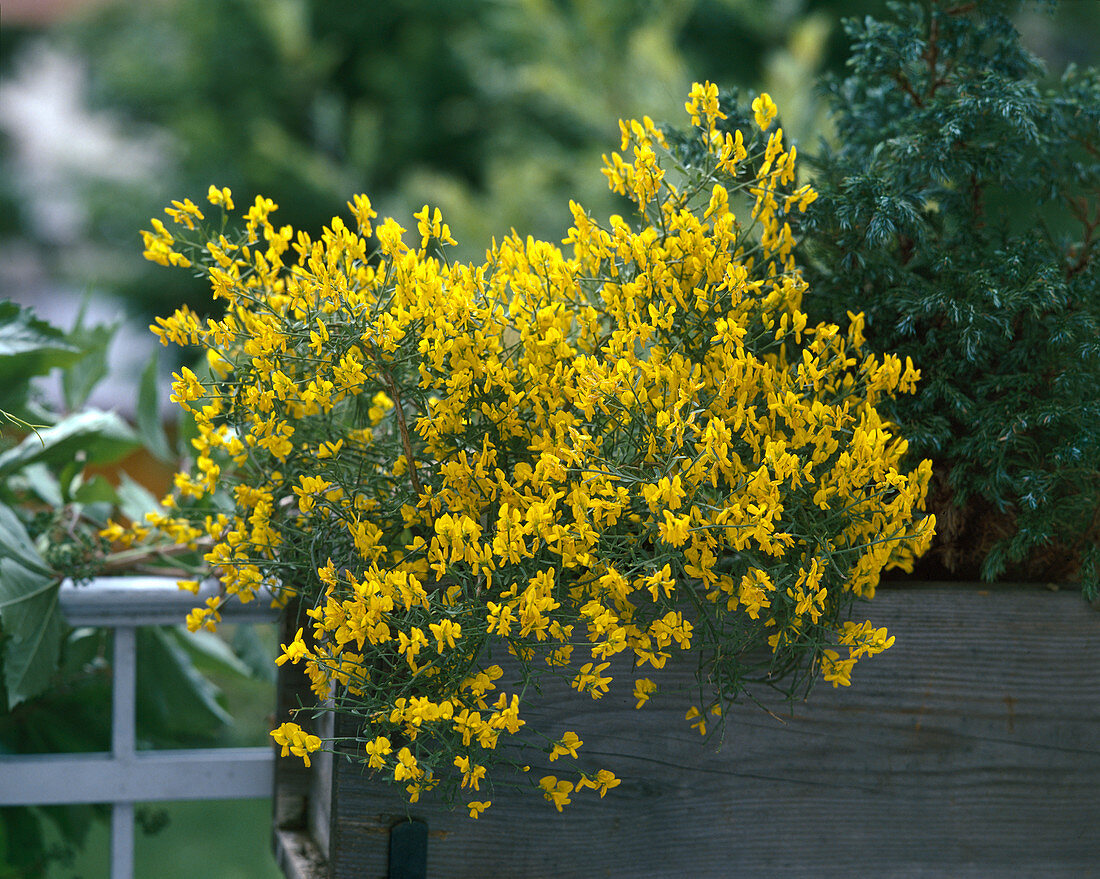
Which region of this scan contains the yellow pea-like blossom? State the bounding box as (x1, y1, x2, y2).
(548, 731, 583, 761)
(271, 722, 323, 767)
(126, 83, 933, 818)
(752, 92, 778, 130)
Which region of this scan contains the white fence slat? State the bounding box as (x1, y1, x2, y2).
(111, 802, 134, 879)
(58, 577, 279, 626)
(113, 626, 137, 758)
(0, 748, 276, 805)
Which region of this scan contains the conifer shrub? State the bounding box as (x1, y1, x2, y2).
(672, 2, 1099, 592)
(805, 1, 1099, 592)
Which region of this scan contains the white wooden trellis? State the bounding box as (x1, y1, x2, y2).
(0, 577, 279, 879)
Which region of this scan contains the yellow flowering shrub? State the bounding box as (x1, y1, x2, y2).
(119, 83, 934, 816)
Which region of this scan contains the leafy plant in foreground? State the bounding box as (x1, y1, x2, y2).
(0, 302, 265, 877)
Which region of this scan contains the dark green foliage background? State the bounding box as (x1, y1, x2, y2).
(801, 1, 1099, 589)
(1, 0, 901, 321)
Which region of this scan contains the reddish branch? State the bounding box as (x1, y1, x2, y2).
(1066, 193, 1099, 280)
(969, 172, 985, 227)
(895, 4, 970, 108)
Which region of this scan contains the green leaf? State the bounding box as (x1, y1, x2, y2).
(71, 473, 120, 506)
(115, 471, 161, 524)
(0, 500, 51, 577)
(0, 559, 63, 709)
(58, 626, 107, 678)
(0, 410, 138, 480)
(170, 626, 255, 680)
(0, 302, 80, 417)
(135, 627, 232, 743)
(137, 351, 174, 462)
(60, 299, 118, 412)
(40, 802, 97, 852)
(15, 462, 64, 508)
(0, 807, 47, 873)
(231, 623, 277, 683)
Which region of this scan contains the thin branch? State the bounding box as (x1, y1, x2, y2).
(384, 369, 423, 499)
(1066, 194, 1098, 280)
(892, 71, 924, 108)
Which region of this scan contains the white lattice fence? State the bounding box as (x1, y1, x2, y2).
(0, 577, 278, 879)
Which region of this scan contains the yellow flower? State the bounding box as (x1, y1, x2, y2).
(548, 731, 583, 761)
(271, 722, 323, 767)
(752, 92, 778, 130)
(578, 769, 621, 798)
(571, 662, 612, 699)
(206, 185, 234, 211)
(685, 706, 707, 737)
(393, 747, 421, 782)
(657, 511, 691, 547)
(453, 755, 487, 790)
(685, 80, 726, 130)
(429, 618, 461, 652)
(169, 366, 205, 412)
(347, 193, 377, 235)
(165, 197, 205, 230)
(141, 82, 934, 813)
(467, 800, 491, 819)
(413, 204, 457, 249)
(633, 678, 657, 709)
(538, 775, 574, 812)
(364, 736, 392, 770)
(275, 628, 311, 667)
(368, 391, 394, 425)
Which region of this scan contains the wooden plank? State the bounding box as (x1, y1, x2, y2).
(279, 585, 1100, 878)
(274, 609, 316, 834)
(273, 827, 327, 879)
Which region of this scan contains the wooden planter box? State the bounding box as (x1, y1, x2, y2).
(271, 583, 1100, 878)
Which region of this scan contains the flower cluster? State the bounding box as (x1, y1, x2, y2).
(116, 84, 934, 816)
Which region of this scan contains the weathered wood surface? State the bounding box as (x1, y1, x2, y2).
(274, 584, 1100, 878)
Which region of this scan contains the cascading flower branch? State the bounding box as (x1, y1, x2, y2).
(113, 83, 935, 817)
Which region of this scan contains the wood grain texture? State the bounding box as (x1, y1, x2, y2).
(275, 585, 1100, 879)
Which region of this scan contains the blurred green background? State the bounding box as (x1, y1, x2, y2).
(0, 1, 1097, 876)
(2, 0, 1096, 326)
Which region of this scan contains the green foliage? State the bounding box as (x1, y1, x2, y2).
(4, 0, 853, 322)
(0, 303, 270, 877)
(0, 303, 79, 423)
(0, 550, 62, 712)
(800, 1, 1100, 590)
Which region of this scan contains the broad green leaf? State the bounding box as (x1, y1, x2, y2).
(0, 559, 63, 709)
(15, 462, 64, 508)
(72, 473, 120, 506)
(0, 651, 111, 753)
(116, 471, 162, 524)
(58, 627, 106, 678)
(0, 807, 47, 873)
(39, 803, 96, 853)
(0, 302, 80, 416)
(0, 501, 51, 576)
(170, 626, 255, 680)
(0, 409, 138, 480)
(60, 301, 118, 412)
(231, 623, 277, 683)
(136, 626, 232, 743)
(137, 352, 174, 462)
